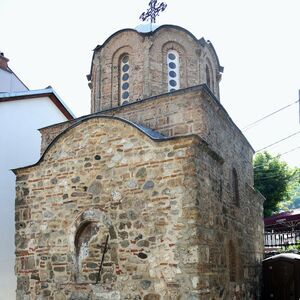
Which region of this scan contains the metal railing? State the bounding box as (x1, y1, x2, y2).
(264, 230, 300, 247)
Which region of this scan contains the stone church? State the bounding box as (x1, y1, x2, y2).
(14, 25, 264, 299)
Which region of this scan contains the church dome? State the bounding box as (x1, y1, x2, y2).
(88, 25, 223, 113)
(135, 23, 159, 33)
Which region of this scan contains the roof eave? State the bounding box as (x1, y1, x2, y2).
(0, 87, 75, 120)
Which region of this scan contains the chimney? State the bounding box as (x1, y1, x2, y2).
(0, 52, 9, 70)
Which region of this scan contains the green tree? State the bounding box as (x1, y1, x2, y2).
(253, 152, 297, 216)
(279, 180, 300, 210)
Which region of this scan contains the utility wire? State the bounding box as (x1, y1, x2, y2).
(254, 146, 300, 169)
(255, 131, 300, 153)
(254, 170, 299, 181)
(279, 146, 300, 158)
(242, 99, 299, 131)
(254, 174, 292, 181)
(254, 169, 298, 177)
(254, 168, 299, 180)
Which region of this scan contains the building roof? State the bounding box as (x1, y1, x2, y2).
(0, 52, 29, 91)
(264, 253, 300, 262)
(132, 122, 166, 139)
(87, 24, 224, 81)
(265, 208, 300, 230)
(13, 114, 223, 174)
(38, 84, 254, 153)
(0, 87, 75, 120)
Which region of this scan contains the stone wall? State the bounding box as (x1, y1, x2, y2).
(40, 85, 254, 185)
(193, 144, 264, 299)
(15, 117, 227, 299)
(15, 114, 264, 299)
(89, 26, 222, 113)
(99, 85, 256, 205)
(39, 120, 78, 156)
(37, 87, 264, 297)
(105, 86, 264, 298)
(19, 34, 264, 296)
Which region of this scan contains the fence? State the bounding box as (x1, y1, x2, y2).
(264, 230, 300, 247)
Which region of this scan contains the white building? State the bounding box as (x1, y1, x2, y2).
(0, 53, 74, 299)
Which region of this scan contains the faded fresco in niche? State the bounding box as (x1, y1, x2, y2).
(75, 223, 114, 284)
(73, 210, 116, 285)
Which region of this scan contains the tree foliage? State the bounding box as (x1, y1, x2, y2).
(253, 152, 298, 217)
(279, 182, 300, 210)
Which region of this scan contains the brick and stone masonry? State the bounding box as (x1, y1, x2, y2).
(14, 25, 264, 299)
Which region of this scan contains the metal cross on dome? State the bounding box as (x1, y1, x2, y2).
(140, 0, 167, 24)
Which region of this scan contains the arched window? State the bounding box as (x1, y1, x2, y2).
(119, 54, 130, 105)
(229, 240, 237, 282)
(232, 168, 240, 206)
(206, 64, 211, 89)
(167, 50, 180, 92)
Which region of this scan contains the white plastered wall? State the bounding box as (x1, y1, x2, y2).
(0, 97, 68, 300)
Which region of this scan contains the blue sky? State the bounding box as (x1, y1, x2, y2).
(1, 0, 299, 166)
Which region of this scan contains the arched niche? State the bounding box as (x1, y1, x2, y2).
(228, 239, 244, 284)
(228, 240, 237, 282)
(70, 209, 116, 284)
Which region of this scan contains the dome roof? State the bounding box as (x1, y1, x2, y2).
(135, 23, 159, 33)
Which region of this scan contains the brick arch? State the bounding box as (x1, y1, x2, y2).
(72, 209, 113, 240)
(202, 46, 221, 98)
(92, 26, 200, 56)
(149, 27, 200, 95)
(205, 42, 222, 73)
(92, 30, 145, 111)
(162, 41, 186, 56)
